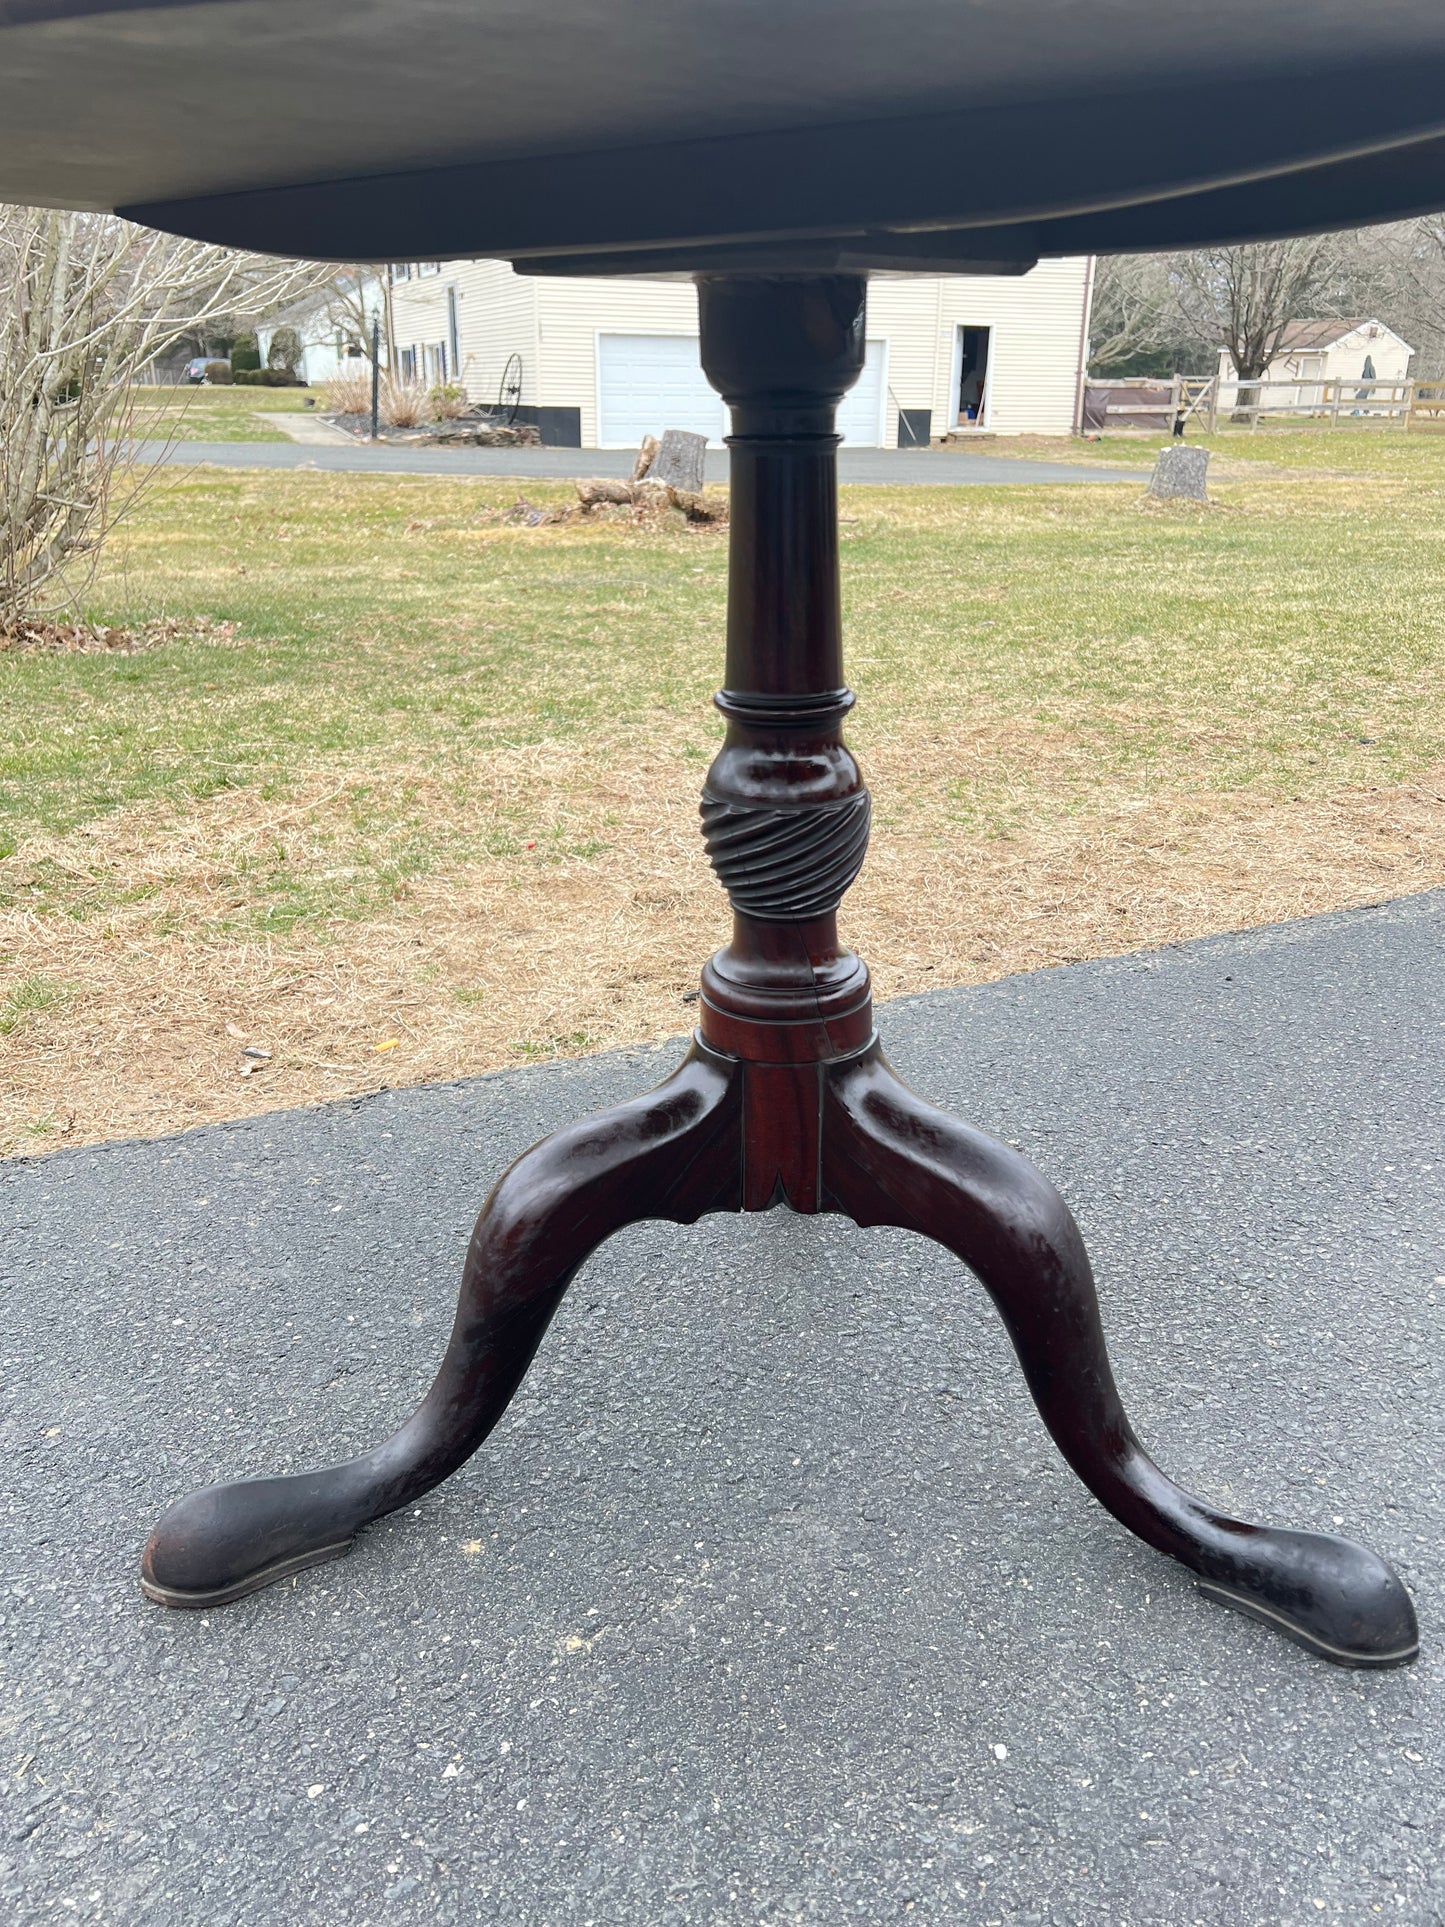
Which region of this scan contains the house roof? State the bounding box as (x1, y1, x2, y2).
(1278, 318, 1404, 351)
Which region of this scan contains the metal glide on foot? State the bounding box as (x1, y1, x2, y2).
(142, 277, 1417, 1668)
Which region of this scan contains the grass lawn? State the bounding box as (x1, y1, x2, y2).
(1004, 419, 1445, 477)
(1, 432, 1442, 1152)
(127, 383, 324, 444)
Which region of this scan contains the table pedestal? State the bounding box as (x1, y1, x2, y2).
(142, 275, 1417, 1669)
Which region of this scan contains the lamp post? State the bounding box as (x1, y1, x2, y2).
(369, 311, 380, 442)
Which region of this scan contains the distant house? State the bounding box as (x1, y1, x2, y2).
(1218, 317, 1414, 410)
(257, 271, 382, 387)
(387, 258, 1095, 447)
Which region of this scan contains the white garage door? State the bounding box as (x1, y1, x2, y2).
(596, 334, 888, 448)
(837, 341, 887, 446)
(597, 334, 725, 447)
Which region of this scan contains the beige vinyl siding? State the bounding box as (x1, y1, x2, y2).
(390, 260, 539, 400)
(1316, 328, 1412, 383)
(387, 271, 448, 385)
(451, 261, 540, 407)
(868, 259, 1091, 440)
(533, 275, 700, 448)
(1217, 322, 1415, 414)
(530, 264, 1090, 443)
(388, 257, 1090, 444)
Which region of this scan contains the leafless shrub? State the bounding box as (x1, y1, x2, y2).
(380, 377, 427, 428)
(427, 381, 470, 420)
(0, 206, 326, 621)
(322, 369, 373, 415)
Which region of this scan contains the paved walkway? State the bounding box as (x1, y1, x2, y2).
(253, 411, 355, 445)
(3, 894, 1441, 1925)
(132, 439, 1147, 487)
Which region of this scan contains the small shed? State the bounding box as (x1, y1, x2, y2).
(1218, 317, 1414, 409)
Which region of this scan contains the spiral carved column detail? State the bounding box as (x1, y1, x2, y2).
(700, 787, 871, 920)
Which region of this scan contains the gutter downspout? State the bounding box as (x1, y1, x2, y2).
(1073, 254, 1096, 435)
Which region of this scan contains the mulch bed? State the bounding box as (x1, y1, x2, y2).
(327, 412, 541, 447)
(0, 615, 240, 656)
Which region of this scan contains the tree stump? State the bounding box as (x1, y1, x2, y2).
(649, 429, 707, 493)
(1147, 445, 1210, 501)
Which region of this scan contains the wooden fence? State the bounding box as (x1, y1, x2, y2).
(1084, 375, 1445, 433)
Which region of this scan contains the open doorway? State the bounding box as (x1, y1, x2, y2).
(957, 325, 992, 427)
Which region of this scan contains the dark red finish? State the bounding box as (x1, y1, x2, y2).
(142, 274, 1418, 1670)
(141, 1044, 742, 1605)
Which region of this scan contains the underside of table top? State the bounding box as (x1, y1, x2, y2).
(3, 0, 1445, 269)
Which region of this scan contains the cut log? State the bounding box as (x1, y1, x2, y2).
(668, 486, 728, 524)
(576, 477, 636, 510)
(631, 434, 660, 482)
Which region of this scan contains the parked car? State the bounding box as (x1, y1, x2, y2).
(184, 356, 226, 384)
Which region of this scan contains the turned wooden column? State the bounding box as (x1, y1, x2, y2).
(694, 275, 875, 1209)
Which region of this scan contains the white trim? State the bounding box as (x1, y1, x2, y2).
(951, 321, 995, 429)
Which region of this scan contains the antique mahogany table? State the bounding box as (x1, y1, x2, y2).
(6, 1, 1445, 1668)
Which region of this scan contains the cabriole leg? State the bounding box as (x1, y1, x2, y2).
(141, 1043, 742, 1607)
(821, 1042, 1418, 1668)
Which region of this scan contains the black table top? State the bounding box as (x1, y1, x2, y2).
(3, 1, 1445, 268)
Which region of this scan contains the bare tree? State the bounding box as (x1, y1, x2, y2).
(0, 206, 324, 623)
(1087, 253, 1180, 373)
(312, 264, 391, 370)
(1354, 217, 1445, 376)
(1089, 219, 1445, 397)
(1171, 237, 1340, 417)
(1408, 214, 1445, 328)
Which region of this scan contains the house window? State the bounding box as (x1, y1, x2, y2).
(418, 262, 442, 278)
(391, 263, 411, 282)
(957, 325, 992, 427)
(399, 345, 417, 380)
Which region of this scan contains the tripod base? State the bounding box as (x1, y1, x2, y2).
(142, 1031, 1418, 1669)
(143, 274, 1416, 1667)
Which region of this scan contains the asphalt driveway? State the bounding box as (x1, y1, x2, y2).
(2, 893, 1440, 1925)
(132, 440, 1148, 487)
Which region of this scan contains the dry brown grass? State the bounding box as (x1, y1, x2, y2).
(3, 712, 1440, 1154)
(7, 457, 1444, 1155)
(0, 614, 239, 656)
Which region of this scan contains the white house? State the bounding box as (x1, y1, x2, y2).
(388, 258, 1095, 447)
(257, 271, 384, 387)
(1218, 317, 1414, 411)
